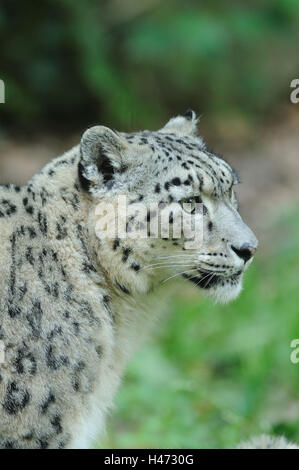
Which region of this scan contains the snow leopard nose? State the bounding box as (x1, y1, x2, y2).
(231, 243, 257, 263)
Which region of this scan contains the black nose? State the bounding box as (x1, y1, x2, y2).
(231, 243, 257, 263)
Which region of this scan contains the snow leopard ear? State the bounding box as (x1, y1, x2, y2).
(78, 125, 129, 192)
(159, 109, 199, 136)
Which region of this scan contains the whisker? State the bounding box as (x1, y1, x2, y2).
(204, 272, 217, 289)
(192, 271, 216, 289)
(157, 254, 205, 259)
(162, 268, 199, 283)
(142, 261, 195, 270)
(196, 271, 211, 284)
(142, 264, 196, 272)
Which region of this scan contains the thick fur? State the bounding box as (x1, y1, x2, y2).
(0, 113, 259, 448)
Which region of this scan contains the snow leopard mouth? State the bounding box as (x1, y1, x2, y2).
(182, 271, 242, 289)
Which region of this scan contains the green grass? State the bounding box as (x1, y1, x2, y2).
(100, 211, 299, 448)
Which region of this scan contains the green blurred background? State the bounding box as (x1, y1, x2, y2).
(0, 0, 299, 448)
(1, 0, 299, 134)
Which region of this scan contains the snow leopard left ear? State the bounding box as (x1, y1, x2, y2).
(159, 109, 199, 136)
(78, 125, 129, 193)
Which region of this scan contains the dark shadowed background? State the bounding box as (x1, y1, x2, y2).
(0, 0, 299, 448)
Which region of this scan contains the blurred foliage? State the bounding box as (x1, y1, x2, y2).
(100, 209, 299, 448)
(0, 0, 299, 133)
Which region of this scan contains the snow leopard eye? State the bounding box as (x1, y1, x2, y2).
(180, 196, 202, 214)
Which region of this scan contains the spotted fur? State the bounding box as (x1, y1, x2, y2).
(0, 112, 258, 448)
